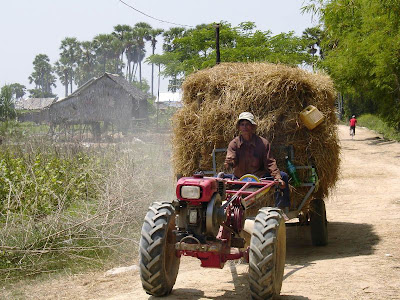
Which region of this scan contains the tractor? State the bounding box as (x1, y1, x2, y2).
(139, 149, 326, 299)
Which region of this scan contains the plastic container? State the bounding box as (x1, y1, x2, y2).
(285, 156, 301, 187)
(300, 105, 324, 130)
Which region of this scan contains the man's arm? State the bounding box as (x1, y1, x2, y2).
(263, 139, 282, 181)
(224, 140, 237, 168)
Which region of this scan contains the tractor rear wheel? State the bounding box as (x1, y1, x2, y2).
(249, 207, 286, 300)
(310, 198, 328, 246)
(139, 201, 180, 296)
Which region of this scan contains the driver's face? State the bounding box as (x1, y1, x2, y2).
(238, 120, 255, 136)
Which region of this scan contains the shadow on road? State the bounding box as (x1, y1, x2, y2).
(285, 221, 379, 264)
(157, 222, 379, 300)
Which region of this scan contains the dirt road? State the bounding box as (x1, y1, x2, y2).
(6, 125, 400, 299)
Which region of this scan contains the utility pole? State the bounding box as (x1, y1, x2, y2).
(214, 23, 221, 64)
(156, 64, 160, 131)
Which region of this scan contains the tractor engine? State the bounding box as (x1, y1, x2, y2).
(173, 174, 226, 243)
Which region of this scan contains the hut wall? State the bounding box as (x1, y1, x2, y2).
(17, 109, 49, 124)
(49, 77, 134, 130)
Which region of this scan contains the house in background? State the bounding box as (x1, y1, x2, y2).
(15, 97, 56, 123)
(49, 73, 148, 137)
(156, 92, 182, 110)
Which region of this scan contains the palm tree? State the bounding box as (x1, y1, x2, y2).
(93, 34, 120, 74)
(28, 54, 56, 98)
(56, 37, 81, 96)
(149, 28, 164, 98)
(133, 22, 152, 85)
(75, 41, 96, 87)
(113, 24, 132, 73)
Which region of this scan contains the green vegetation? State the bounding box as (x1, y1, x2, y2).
(0, 86, 16, 121)
(358, 114, 400, 142)
(0, 134, 174, 280)
(149, 22, 313, 91)
(303, 0, 400, 131)
(28, 54, 57, 98)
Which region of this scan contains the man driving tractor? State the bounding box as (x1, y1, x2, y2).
(224, 112, 290, 208)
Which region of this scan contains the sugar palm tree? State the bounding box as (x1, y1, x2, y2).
(133, 22, 152, 85)
(149, 28, 164, 98)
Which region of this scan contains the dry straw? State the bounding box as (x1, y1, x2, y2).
(172, 62, 340, 209)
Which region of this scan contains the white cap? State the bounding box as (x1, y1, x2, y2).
(237, 112, 256, 125)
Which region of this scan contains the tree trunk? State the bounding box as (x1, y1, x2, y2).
(151, 45, 155, 98)
(139, 61, 142, 87)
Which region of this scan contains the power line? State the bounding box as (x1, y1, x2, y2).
(118, 0, 194, 28)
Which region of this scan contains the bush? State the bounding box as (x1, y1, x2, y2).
(0, 134, 174, 280)
(358, 114, 400, 142)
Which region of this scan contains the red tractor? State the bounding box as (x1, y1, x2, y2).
(139, 172, 287, 299)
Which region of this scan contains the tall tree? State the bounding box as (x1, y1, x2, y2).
(148, 28, 164, 98)
(133, 22, 152, 85)
(113, 24, 132, 73)
(55, 37, 81, 97)
(28, 54, 56, 98)
(92, 34, 122, 75)
(75, 41, 97, 87)
(9, 83, 26, 99)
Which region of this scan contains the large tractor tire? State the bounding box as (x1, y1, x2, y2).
(249, 207, 286, 300)
(139, 201, 180, 296)
(309, 198, 328, 246)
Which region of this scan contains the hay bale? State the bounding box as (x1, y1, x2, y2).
(172, 62, 340, 209)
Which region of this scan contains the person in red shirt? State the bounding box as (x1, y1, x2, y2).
(224, 112, 290, 208)
(349, 115, 357, 136)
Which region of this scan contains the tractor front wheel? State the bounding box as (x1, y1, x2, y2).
(310, 198, 328, 246)
(139, 201, 180, 296)
(249, 207, 286, 300)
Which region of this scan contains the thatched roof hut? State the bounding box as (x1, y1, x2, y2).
(49, 73, 148, 131)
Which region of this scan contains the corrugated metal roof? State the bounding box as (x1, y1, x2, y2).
(15, 98, 55, 110)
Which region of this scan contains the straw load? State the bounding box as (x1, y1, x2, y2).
(172, 62, 340, 209)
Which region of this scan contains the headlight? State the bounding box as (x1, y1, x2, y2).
(181, 185, 201, 199)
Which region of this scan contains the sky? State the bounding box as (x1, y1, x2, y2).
(0, 0, 316, 98)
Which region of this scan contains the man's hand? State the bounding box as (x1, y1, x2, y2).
(224, 158, 234, 169)
(275, 178, 286, 189)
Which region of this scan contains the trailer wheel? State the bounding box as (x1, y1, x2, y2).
(249, 207, 286, 300)
(310, 199, 328, 246)
(139, 201, 180, 296)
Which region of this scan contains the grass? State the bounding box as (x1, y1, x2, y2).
(357, 114, 400, 142)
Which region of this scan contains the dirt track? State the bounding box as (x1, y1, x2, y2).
(6, 125, 400, 299)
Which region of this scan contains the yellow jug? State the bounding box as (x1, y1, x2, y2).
(300, 105, 324, 130)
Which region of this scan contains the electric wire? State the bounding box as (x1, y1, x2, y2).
(118, 0, 194, 28)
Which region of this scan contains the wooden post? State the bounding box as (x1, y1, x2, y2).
(214, 23, 221, 64)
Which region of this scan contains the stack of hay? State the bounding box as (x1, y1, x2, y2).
(172, 62, 340, 208)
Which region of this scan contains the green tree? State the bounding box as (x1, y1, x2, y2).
(28, 54, 56, 98)
(113, 24, 132, 73)
(55, 37, 81, 97)
(0, 85, 16, 120)
(307, 0, 400, 127)
(148, 28, 164, 98)
(148, 22, 311, 91)
(92, 34, 122, 75)
(9, 83, 26, 99)
(75, 41, 97, 87)
(133, 22, 152, 85)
